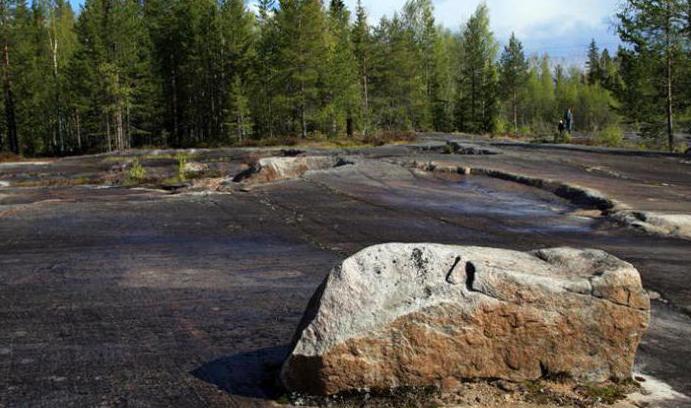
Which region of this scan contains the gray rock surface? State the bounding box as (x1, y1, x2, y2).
(282, 244, 651, 396)
(243, 156, 345, 184)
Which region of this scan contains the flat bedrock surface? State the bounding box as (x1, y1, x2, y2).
(0, 135, 689, 407)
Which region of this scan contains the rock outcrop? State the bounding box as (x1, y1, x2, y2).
(183, 161, 209, 176)
(281, 244, 650, 396)
(611, 211, 691, 241)
(234, 156, 350, 184)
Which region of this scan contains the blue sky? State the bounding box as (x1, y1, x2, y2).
(68, 0, 621, 63)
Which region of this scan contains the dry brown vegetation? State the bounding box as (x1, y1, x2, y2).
(0, 152, 24, 163)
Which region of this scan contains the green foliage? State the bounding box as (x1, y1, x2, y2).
(595, 125, 624, 147)
(493, 116, 509, 135)
(499, 33, 529, 134)
(368, 15, 420, 131)
(126, 159, 146, 184)
(0, 0, 686, 156)
(175, 152, 188, 181)
(456, 4, 499, 133)
(617, 0, 689, 151)
(577, 383, 627, 404)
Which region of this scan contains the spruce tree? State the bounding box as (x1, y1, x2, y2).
(0, 0, 22, 154)
(456, 3, 499, 133)
(402, 0, 436, 129)
(587, 39, 602, 85)
(430, 28, 457, 132)
(275, 0, 328, 138)
(220, 0, 256, 143)
(323, 0, 359, 137)
(499, 33, 528, 134)
(351, 0, 371, 135)
(370, 15, 420, 131)
(254, 0, 278, 139)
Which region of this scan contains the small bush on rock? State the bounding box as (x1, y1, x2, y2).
(126, 159, 146, 184)
(594, 125, 624, 147)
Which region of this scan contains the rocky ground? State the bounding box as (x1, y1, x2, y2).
(0, 134, 690, 407)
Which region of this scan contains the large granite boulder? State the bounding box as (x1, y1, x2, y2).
(281, 244, 650, 396)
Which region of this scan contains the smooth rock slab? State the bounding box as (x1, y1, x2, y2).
(281, 244, 650, 396)
(241, 156, 347, 184)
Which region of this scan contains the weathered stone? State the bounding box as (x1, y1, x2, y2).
(236, 156, 348, 184)
(281, 244, 650, 396)
(183, 161, 208, 175)
(612, 211, 691, 241)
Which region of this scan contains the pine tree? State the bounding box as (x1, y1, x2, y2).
(36, 0, 77, 154)
(456, 3, 499, 133)
(369, 15, 420, 131)
(0, 0, 22, 154)
(253, 0, 278, 139)
(618, 0, 689, 151)
(220, 0, 256, 143)
(430, 28, 457, 132)
(587, 39, 602, 85)
(499, 33, 528, 134)
(519, 55, 555, 134)
(402, 0, 436, 129)
(351, 0, 371, 135)
(616, 46, 661, 142)
(323, 0, 360, 137)
(599, 49, 623, 93)
(0, 0, 658, 155)
(275, 0, 329, 138)
(68, 0, 158, 152)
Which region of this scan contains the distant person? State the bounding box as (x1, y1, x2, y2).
(564, 108, 574, 134)
(556, 120, 565, 143)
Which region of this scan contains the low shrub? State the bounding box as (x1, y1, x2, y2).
(126, 159, 146, 184)
(594, 125, 624, 147)
(175, 152, 189, 181)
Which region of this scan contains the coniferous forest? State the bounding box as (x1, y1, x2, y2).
(0, 0, 688, 156)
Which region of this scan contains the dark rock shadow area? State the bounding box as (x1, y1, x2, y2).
(192, 346, 290, 400)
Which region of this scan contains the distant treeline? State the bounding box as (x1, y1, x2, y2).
(0, 0, 688, 156)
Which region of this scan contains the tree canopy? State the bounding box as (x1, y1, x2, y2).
(0, 0, 687, 155)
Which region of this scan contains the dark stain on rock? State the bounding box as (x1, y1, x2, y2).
(466, 262, 477, 292)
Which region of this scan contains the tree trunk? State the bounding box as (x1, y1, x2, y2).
(126, 102, 131, 149)
(512, 90, 518, 134)
(665, 43, 674, 152)
(267, 91, 274, 139)
(171, 57, 179, 146)
(237, 114, 243, 143)
(50, 18, 63, 154)
(665, 8, 674, 152)
(106, 115, 112, 152)
(76, 110, 82, 151)
(300, 80, 307, 139)
(363, 70, 369, 137)
(116, 107, 124, 151)
(3, 43, 18, 154)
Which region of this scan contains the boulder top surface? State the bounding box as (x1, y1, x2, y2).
(290, 243, 649, 357)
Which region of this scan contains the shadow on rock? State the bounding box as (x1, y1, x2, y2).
(191, 345, 290, 400)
